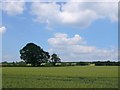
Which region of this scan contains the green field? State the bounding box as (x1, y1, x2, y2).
(2, 66, 119, 88)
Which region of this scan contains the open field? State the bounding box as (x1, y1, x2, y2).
(2, 66, 119, 88)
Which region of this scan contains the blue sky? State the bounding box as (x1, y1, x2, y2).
(0, 1, 118, 62)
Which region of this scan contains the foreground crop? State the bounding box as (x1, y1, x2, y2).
(2, 66, 119, 88)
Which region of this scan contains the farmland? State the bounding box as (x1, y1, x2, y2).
(2, 66, 119, 88)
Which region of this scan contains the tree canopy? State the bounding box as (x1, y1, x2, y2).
(20, 43, 50, 66)
(51, 53, 61, 66)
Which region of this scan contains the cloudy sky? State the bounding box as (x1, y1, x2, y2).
(0, 0, 118, 62)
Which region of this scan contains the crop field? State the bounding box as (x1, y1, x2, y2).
(2, 66, 119, 88)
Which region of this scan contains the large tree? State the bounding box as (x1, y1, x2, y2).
(20, 43, 50, 66)
(51, 53, 61, 66)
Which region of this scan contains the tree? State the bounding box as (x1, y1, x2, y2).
(2, 61, 8, 64)
(20, 43, 50, 66)
(18, 61, 26, 65)
(51, 53, 61, 66)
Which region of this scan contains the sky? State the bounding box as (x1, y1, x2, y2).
(0, 0, 118, 62)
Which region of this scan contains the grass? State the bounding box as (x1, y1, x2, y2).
(2, 66, 119, 88)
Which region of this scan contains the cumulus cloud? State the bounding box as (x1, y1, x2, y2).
(0, 26, 6, 34)
(48, 33, 85, 48)
(31, 1, 118, 28)
(31, 2, 59, 23)
(48, 33, 118, 62)
(2, 0, 25, 16)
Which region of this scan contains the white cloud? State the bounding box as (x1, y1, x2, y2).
(48, 33, 85, 47)
(0, 26, 6, 34)
(2, 0, 25, 16)
(31, 1, 118, 28)
(31, 2, 60, 24)
(48, 33, 118, 62)
(87, 2, 118, 22)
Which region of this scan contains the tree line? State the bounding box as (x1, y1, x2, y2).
(1, 61, 120, 67)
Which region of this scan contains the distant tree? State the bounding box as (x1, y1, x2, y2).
(18, 61, 26, 64)
(20, 43, 50, 66)
(12, 61, 15, 65)
(2, 61, 8, 64)
(51, 53, 61, 66)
